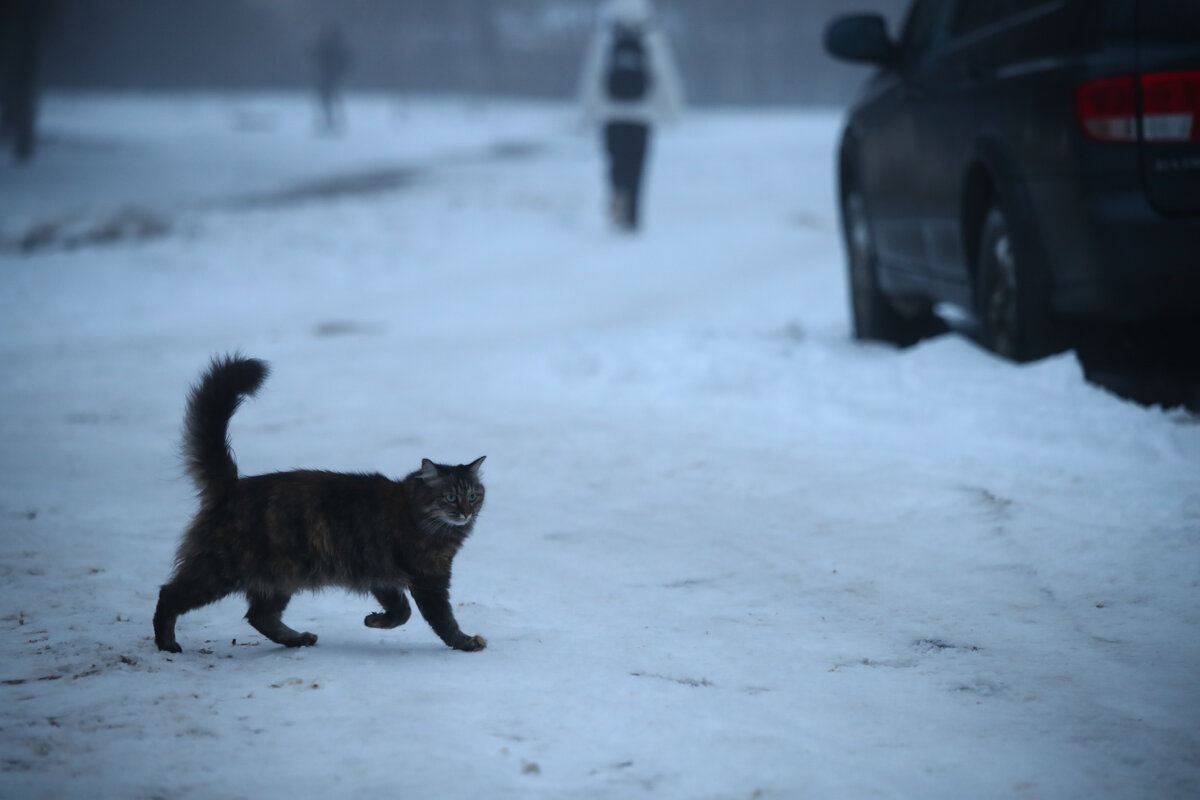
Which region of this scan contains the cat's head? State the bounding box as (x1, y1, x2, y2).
(416, 456, 486, 528)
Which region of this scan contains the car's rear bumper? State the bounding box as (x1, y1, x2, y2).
(1035, 176, 1200, 323)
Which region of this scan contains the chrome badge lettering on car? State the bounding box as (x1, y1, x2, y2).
(1153, 157, 1200, 173)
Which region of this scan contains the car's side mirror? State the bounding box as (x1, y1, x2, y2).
(824, 14, 897, 67)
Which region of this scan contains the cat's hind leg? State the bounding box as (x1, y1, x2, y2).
(245, 591, 317, 648)
(154, 574, 235, 653)
(364, 586, 412, 629)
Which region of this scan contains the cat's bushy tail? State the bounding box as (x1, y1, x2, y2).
(183, 354, 269, 498)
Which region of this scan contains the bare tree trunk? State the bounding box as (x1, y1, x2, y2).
(1, 0, 50, 162)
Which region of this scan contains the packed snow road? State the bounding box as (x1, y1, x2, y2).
(1, 94, 1197, 799)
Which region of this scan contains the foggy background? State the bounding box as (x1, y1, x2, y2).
(39, 0, 909, 105)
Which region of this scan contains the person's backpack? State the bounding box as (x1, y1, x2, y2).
(606, 25, 651, 101)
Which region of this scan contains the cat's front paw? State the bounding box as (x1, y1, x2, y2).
(364, 612, 405, 629)
(454, 635, 487, 652)
(283, 632, 318, 648)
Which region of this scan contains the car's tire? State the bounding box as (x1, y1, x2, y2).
(842, 189, 943, 348)
(976, 204, 1058, 362)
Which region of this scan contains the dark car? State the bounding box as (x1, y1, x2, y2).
(825, 0, 1200, 362)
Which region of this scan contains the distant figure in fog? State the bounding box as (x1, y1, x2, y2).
(0, 0, 52, 162)
(578, 0, 684, 232)
(311, 23, 353, 134)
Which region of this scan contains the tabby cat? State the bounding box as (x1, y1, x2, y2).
(153, 354, 487, 654)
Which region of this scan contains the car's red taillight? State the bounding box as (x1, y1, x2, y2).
(1141, 70, 1200, 142)
(1077, 76, 1138, 141)
(1077, 71, 1200, 143)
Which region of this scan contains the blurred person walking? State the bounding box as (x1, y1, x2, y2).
(311, 23, 352, 134)
(578, 0, 684, 232)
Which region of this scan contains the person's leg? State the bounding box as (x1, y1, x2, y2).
(603, 122, 625, 226)
(625, 123, 650, 230)
(605, 122, 643, 230)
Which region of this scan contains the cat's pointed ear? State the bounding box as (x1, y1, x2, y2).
(420, 459, 440, 481)
(467, 456, 486, 475)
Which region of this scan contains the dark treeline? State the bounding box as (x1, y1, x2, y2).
(39, 0, 908, 106)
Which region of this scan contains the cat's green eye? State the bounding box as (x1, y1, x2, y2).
(468, 493, 478, 503)
(444, 492, 457, 503)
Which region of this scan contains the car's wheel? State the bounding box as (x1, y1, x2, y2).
(842, 189, 943, 347)
(976, 205, 1057, 362)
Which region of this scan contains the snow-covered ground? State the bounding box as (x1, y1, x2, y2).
(1, 93, 1197, 800)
